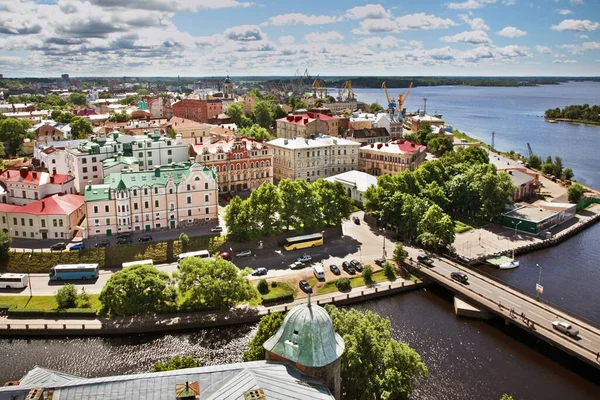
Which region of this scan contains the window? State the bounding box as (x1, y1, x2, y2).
(187, 184, 191, 191)
(83, 167, 88, 173)
(105, 205, 109, 212)
(133, 189, 137, 196)
(204, 194, 209, 202)
(147, 151, 152, 157)
(13, 217, 17, 225)
(169, 188, 173, 194)
(188, 209, 192, 216)
(92, 166, 97, 172)
(93, 206, 98, 213)
(154, 200, 159, 207)
(205, 207, 209, 214)
(187, 196, 192, 204)
(52, 219, 57, 227)
(154, 187, 158, 194)
(139, 152, 144, 158)
(92, 157, 97, 162)
(144, 188, 148, 195)
(59, 219, 63, 227)
(22, 190, 26, 198)
(168, 158, 172, 164)
(204, 182, 208, 190)
(145, 201, 149, 209)
(168, 150, 172, 155)
(106, 218, 110, 225)
(82, 158, 87, 164)
(28, 218, 33, 226)
(134, 203, 138, 210)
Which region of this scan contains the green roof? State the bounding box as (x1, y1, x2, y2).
(84, 184, 111, 202)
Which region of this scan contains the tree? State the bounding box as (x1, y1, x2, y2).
(563, 168, 574, 180)
(527, 154, 542, 170)
(238, 124, 273, 141)
(417, 204, 455, 250)
(243, 312, 285, 361)
(0, 118, 31, 155)
(99, 264, 173, 316)
(313, 179, 354, 226)
(362, 264, 374, 287)
(177, 257, 254, 310)
(153, 355, 201, 372)
(136, 88, 150, 96)
(541, 163, 554, 175)
(500, 395, 514, 400)
(225, 196, 258, 241)
(335, 277, 352, 291)
(257, 278, 269, 294)
(248, 183, 283, 236)
(427, 136, 453, 157)
(392, 243, 407, 267)
(415, 121, 432, 144)
(382, 262, 397, 280)
(51, 110, 75, 123)
(99, 92, 113, 99)
(325, 305, 428, 400)
(369, 103, 383, 113)
(70, 116, 93, 139)
(226, 102, 244, 127)
(119, 94, 140, 105)
(108, 111, 131, 122)
(567, 183, 586, 203)
(55, 284, 78, 309)
(179, 232, 190, 251)
(291, 179, 321, 231)
(68, 92, 88, 106)
(0, 231, 12, 261)
(253, 100, 274, 129)
(553, 156, 563, 179)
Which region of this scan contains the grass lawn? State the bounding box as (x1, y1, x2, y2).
(454, 214, 489, 228)
(248, 281, 296, 306)
(313, 271, 391, 295)
(0, 294, 101, 311)
(454, 220, 472, 234)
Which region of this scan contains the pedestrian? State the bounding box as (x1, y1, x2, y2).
(521, 312, 525, 320)
(530, 321, 535, 330)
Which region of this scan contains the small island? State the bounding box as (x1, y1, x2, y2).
(545, 104, 600, 126)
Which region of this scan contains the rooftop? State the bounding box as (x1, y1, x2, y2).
(268, 136, 360, 149)
(349, 127, 390, 139)
(193, 137, 266, 155)
(506, 169, 535, 187)
(0, 169, 72, 186)
(505, 205, 557, 223)
(0, 194, 84, 215)
(278, 113, 334, 126)
(361, 140, 426, 155)
(325, 170, 378, 193)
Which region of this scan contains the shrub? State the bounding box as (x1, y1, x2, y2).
(179, 233, 190, 250)
(153, 355, 201, 372)
(362, 264, 374, 287)
(383, 262, 397, 280)
(55, 284, 78, 309)
(0, 231, 11, 261)
(77, 287, 91, 308)
(257, 279, 269, 294)
(271, 281, 278, 288)
(336, 277, 352, 292)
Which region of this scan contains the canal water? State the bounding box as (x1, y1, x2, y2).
(1, 83, 599, 398)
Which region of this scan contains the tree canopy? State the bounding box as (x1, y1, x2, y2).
(70, 116, 93, 139)
(68, 92, 88, 106)
(153, 355, 201, 372)
(567, 183, 586, 204)
(253, 100, 275, 129)
(545, 104, 600, 123)
(0, 231, 12, 261)
(238, 124, 273, 141)
(0, 118, 32, 155)
(226, 102, 244, 127)
(108, 111, 131, 122)
(369, 103, 383, 113)
(243, 312, 285, 361)
(51, 110, 75, 123)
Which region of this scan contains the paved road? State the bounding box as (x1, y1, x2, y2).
(1, 211, 393, 296)
(411, 251, 600, 367)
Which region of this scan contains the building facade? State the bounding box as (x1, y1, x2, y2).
(403, 114, 445, 132)
(172, 99, 222, 123)
(346, 127, 390, 146)
(0, 168, 76, 205)
(359, 139, 427, 176)
(324, 170, 378, 205)
(269, 136, 360, 182)
(192, 134, 273, 192)
(276, 113, 338, 139)
(374, 113, 403, 137)
(84, 163, 218, 238)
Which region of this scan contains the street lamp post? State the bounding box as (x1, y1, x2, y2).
(536, 263, 543, 301)
(513, 220, 522, 238)
(27, 254, 32, 298)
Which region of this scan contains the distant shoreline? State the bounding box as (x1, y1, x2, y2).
(548, 118, 600, 127)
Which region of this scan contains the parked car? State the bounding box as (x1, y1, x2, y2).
(235, 249, 252, 258)
(252, 267, 268, 276)
(297, 254, 312, 263)
(352, 216, 360, 225)
(138, 235, 152, 243)
(95, 240, 110, 248)
(375, 258, 386, 267)
(350, 259, 364, 272)
(50, 242, 67, 251)
(450, 271, 469, 284)
(299, 280, 313, 294)
(417, 253, 433, 265)
(552, 321, 580, 338)
(330, 264, 341, 275)
(342, 261, 356, 275)
(211, 226, 223, 232)
(69, 242, 85, 250)
(116, 238, 132, 246)
(289, 261, 304, 270)
(115, 232, 132, 239)
(220, 251, 232, 261)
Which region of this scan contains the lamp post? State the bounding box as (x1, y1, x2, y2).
(536, 263, 543, 301)
(379, 220, 386, 259)
(27, 254, 32, 299)
(513, 220, 522, 238)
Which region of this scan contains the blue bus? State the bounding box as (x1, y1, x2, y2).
(49, 264, 100, 281)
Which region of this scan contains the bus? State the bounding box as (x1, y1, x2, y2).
(177, 250, 211, 268)
(0, 273, 28, 289)
(49, 264, 100, 281)
(283, 232, 324, 251)
(122, 259, 154, 269)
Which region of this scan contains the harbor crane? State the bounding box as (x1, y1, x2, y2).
(381, 82, 397, 111)
(338, 80, 355, 101)
(397, 82, 413, 112)
(527, 143, 533, 158)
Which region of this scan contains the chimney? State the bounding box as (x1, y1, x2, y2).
(20, 167, 28, 179)
(377, 143, 383, 149)
(370, 143, 374, 148)
(6, 171, 9, 178)
(50, 175, 55, 184)
(32, 171, 37, 179)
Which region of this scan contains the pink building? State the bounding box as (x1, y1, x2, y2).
(0, 168, 76, 206)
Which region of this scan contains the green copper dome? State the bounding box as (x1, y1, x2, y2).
(263, 303, 344, 367)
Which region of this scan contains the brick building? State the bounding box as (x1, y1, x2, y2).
(276, 113, 338, 139)
(172, 99, 222, 123)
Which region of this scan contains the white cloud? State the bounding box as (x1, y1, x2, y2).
(357, 36, 399, 49)
(223, 25, 264, 41)
(556, 9, 573, 15)
(304, 31, 344, 43)
(536, 45, 553, 54)
(460, 14, 490, 30)
(279, 35, 295, 44)
(497, 26, 527, 37)
(502, 0, 516, 5)
(352, 18, 398, 34)
(446, 0, 497, 10)
(396, 13, 457, 30)
(569, 0, 584, 5)
(87, 0, 253, 12)
(580, 34, 589, 39)
(264, 13, 338, 26)
(551, 19, 600, 31)
(346, 4, 391, 20)
(441, 30, 492, 45)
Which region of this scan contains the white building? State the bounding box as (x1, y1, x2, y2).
(33, 140, 87, 176)
(0, 168, 76, 206)
(374, 113, 403, 137)
(268, 136, 360, 182)
(325, 170, 378, 205)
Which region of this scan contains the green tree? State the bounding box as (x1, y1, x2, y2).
(225, 196, 258, 241)
(369, 103, 383, 113)
(70, 116, 93, 139)
(541, 163, 554, 175)
(362, 264, 374, 287)
(51, 110, 75, 123)
(336, 277, 352, 291)
(68, 92, 88, 106)
(0, 231, 12, 261)
(243, 312, 285, 361)
(99, 92, 113, 99)
(392, 243, 407, 267)
(238, 124, 273, 141)
(55, 284, 78, 309)
(99, 264, 173, 316)
(77, 287, 91, 308)
(553, 156, 563, 179)
(500, 395, 514, 400)
(136, 88, 150, 96)
(177, 257, 254, 310)
(382, 262, 397, 280)
(153, 355, 201, 372)
(248, 183, 282, 236)
(179, 232, 190, 251)
(563, 168, 574, 180)
(289, 97, 308, 111)
(567, 183, 586, 203)
(415, 121, 432, 144)
(313, 179, 354, 226)
(119, 94, 140, 105)
(108, 111, 131, 122)
(257, 278, 269, 294)
(226, 102, 244, 127)
(326, 305, 428, 400)
(527, 154, 542, 170)
(427, 136, 453, 157)
(417, 204, 455, 250)
(253, 100, 274, 129)
(0, 118, 31, 155)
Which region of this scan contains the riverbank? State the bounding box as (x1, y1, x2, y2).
(550, 118, 600, 127)
(0, 277, 425, 337)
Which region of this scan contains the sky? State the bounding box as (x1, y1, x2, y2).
(0, 0, 598, 77)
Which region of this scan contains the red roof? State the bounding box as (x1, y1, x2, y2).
(0, 194, 84, 216)
(0, 170, 72, 185)
(278, 112, 334, 126)
(395, 139, 426, 154)
(192, 137, 266, 155)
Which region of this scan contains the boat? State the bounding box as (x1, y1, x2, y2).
(546, 119, 558, 123)
(499, 258, 520, 269)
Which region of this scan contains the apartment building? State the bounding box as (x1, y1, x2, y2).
(374, 113, 403, 137)
(269, 136, 360, 182)
(359, 139, 427, 176)
(276, 113, 338, 139)
(64, 131, 190, 193)
(192, 134, 273, 192)
(31, 121, 72, 143)
(0, 168, 76, 206)
(0, 194, 85, 240)
(84, 162, 218, 238)
(172, 99, 222, 123)
(403, 114, 445, 132)
(346, 127, 390, 146)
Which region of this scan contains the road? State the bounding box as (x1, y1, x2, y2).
(411, 251, 600, 367)
(1, 211, 394, 296)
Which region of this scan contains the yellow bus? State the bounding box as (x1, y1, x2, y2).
(283, 232, 324, 251)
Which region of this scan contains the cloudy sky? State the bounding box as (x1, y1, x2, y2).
(0, 0, 598, 77)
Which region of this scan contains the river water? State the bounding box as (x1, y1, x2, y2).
(1, 83, 600, 398)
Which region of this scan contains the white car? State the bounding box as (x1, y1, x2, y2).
(235, 249, 252, 258)
(552, 321, 579, 338)
(297, 254, 312, 263)
(211, 226, 223, 232)
(289, 261, 304, 270)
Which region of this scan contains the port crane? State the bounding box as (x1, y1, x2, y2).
(397, 82, 413, 112)
(338, 80, 355, 101)
(527, 143, 533, 158)
(312, 79, 327, 98)
(381, 82, 397, 111)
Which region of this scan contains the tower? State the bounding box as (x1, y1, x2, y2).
(223, 74, 234, 99)
(263, 298, 345, 399)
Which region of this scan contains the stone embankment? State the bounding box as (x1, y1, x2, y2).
(0, 278, 426, 337)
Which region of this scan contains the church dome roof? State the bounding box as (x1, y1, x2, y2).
(263, 302, 344, 367)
